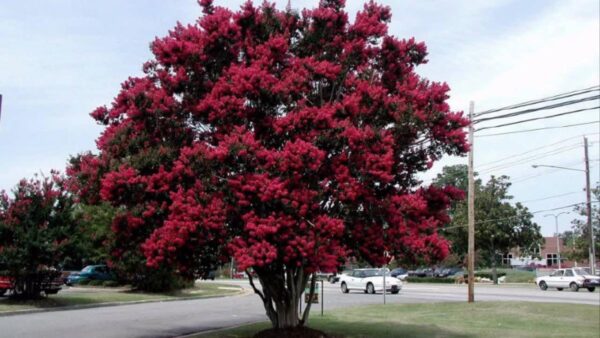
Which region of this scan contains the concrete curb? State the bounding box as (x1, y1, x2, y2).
(0, 287, 251, 318)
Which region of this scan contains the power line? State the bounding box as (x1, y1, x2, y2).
(443, 201, 600, 230)
(475, 120, 599, 137)
(476, 134, 596, 168)
(473, 95, 600, 124)
(475, 106, 599, 132)
(520, 191, 582, 203)
(473, 85, 599, 118)
(478, 144, 582, 173)
(511, 164, 597, 184)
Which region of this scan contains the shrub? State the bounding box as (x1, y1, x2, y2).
(102, 280, 119, 287)
(88, 279, 104, 286)
(77, 279, 90, 285)
(406, 277, 455, 283)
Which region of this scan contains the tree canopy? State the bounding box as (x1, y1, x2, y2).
(68, 0, 469, 329)
(434, 165, 543, 267)
(563, 182, 599, 262)
(0, 173, 79, 297)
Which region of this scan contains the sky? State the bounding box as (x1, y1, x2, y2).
(0, 0, 598, 236)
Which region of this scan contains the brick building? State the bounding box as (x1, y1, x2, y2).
(506, 236, 588, 268)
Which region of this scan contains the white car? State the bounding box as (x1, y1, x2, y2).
(535, 268, 600, 292)
(339, 268, 402, 294)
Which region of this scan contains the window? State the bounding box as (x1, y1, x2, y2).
(502, 253, 513, 265)
(550, 270, 564, 277)
(565, 269, 574, 277)
(546, 253, 558, 266)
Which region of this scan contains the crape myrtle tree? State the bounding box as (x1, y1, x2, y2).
(70, 0, 469, 328)
(0, 173, 76, 298)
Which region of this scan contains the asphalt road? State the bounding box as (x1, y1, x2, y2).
(1, 281, 598, 338)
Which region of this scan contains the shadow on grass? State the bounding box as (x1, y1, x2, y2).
(204, 319, 474, 338)
(312, 320, 475, 338)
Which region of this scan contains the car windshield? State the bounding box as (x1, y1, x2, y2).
(81, 266, 94, 273)
(362, 269, 389, 277)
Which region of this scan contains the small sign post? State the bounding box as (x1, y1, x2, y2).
(304, 282, 319, 304)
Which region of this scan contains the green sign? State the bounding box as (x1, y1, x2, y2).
(304, 283, 320, 304)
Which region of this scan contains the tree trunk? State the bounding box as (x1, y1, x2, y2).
(247, 267, 312, 329)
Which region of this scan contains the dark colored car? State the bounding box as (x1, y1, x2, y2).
(409, 267, 434, 277)
(66, 265, 115, 286)
(201, 271, 216, 280)
(390, 268, 407, 278)
(435, 267, 463, 278)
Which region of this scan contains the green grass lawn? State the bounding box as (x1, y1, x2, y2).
(197, 302, 600, 338)
(0, 282, 242, 314)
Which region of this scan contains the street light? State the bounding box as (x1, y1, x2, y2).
(531, 164, 585, 172)
(544, 212, 569, 269)
(532, 147, 596, 275)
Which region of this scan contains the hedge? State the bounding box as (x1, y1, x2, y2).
(405, 277, 455, 283)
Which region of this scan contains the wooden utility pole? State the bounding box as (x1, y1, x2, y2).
(467, 101, 475, 303)
(584, 136, 596, 275)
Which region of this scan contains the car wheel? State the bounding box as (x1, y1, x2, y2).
(538, 281, 548, 291)
(557, 288, 563, 291)
(569, 282, 579, 292)
(587, 287, 595, 292)
(341, 282, 349, 294)
(391, 290, 399, 294)
(0, 289, 6, 297)
(367, 283, 375, 294)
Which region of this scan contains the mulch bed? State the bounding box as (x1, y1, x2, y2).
(253, 327, 343, 338)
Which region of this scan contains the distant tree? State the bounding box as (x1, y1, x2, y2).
(0, 173, 77, 298)
(67, 203, 115, 269)
(564, 183, 599, 263)
(434, 165, 543, 276)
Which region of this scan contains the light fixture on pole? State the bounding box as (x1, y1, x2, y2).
(544, 212, 569, 269)
(532, 137, 596, 275)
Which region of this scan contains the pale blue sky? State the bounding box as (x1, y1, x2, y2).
(0, 0, 598, 235)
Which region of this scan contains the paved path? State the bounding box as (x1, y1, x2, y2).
(1, 281, 598, 338)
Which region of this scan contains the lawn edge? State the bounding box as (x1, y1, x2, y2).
(0, 286, 251, 317)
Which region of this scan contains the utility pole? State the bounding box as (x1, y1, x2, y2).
(467, 101, 475, 303)
(584, 137, 596, 275)
(544, 212, 569, 269)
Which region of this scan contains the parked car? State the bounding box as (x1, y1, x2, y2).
(339, 268, 401, 294)
(435, 267, 463, 278)
(201, 270, 216, 280)
(0, 270, 62, 296)
(535, 268, 599, 292)
(390, 268, 408, 280)
(66, 265, 115, 286)
(409, 267, 434, 277)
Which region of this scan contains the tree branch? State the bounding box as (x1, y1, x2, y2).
(300, 273, 317, 326)
(246, 268, 265, 302)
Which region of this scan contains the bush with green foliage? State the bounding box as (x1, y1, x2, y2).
(102, 280, 120, 287)
(406, 277, 454, 283)
(0, 174, 79, 298)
